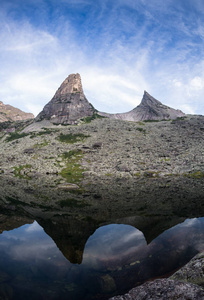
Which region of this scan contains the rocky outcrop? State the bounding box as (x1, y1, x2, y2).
(171, 251, 204, 287)
(35, 73, 96, 125)
(0, 101, 34, 123)
(109, 279, 204, 300)
(99, 91, 185, 121)
(109, 251, 204, 300)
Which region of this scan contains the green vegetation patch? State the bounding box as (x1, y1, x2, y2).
(144, 171, 160, 178)
(33, 140, 49, 148)
(6, 132, 29, 142)
(176, 116, 187, 121)
(57, 133, 90, 144)
(30, 128, 59, 138)
(184, 171, 204, 178)
(13, 164, 32, 180)
(136, 127, 146, 134)
(81, 113, 105, 123)
(143, 119, 160, 123)
(62, 149, 83, 159)
(143, 119, 170, 123)
(137, 121, 145, 126)
(60, 149, 84, 183)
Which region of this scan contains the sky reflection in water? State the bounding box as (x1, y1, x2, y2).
(0, 218, 204, 299)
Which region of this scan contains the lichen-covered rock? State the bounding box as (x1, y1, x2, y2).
(171, 251, 204, 287)
(109, 279, 204, 300)
(35, 73, 95, 124)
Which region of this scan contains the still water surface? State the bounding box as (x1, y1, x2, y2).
(0, 217, 204, 299)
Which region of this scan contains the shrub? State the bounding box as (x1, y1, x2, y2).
(58, 133, 90, 143)
(6, 132, 29, 142)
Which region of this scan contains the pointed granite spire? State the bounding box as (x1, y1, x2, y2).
(35, 73, 95, 124)
(98, 90, 185, 121)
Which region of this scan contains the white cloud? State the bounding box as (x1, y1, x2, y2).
(0, 0, 204, 116)
(25, 221, 43, 233)
(82, 69, 148, 113)
(190, 76, 204, 90)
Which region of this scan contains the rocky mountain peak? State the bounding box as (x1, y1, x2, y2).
(35, 73, 95, 125)
(35, 73, 185, 125)
(58, 73, 83, 95)
(134, 91, 185, 120)
(98, 90, 185, 121)
(0, 101, 34, 123)
(140, 90, 162, 106)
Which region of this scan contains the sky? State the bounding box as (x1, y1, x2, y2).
(1, 0, 204, 116)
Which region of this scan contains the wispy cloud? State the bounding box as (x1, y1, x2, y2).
(0, 0, 204, 116)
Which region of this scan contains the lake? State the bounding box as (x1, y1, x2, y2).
(0, 211, 204, 300)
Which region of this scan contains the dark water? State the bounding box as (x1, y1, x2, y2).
(0, 217, 204, 299)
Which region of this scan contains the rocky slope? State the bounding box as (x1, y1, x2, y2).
(35, 73, 96, 124)
(0, 115, 204, 215)
(0, 101, 34, 122)
(99, 91, 185, 121)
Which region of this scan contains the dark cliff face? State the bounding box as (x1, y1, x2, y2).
(35, 73, 95, 125)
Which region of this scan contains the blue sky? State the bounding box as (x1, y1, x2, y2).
(1, 0, 204, 116)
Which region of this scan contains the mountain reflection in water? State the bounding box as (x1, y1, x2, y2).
(0, 216, 204, 300)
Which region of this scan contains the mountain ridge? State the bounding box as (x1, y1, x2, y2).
(35, 73, 185, 125)
(0, 101, 34, 123)
(35, 73, 96, 125)
(98, 90, 185, 121)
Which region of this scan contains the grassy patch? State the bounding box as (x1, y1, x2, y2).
(62, 149, 83, 159)
(30, 128, 59, 138)
(144, 171, 160, 178)
(184, 171, 204, 178)
(133, 172, 141, 177)
(160, 158, 171, 162)
(60, 162, 84, 183)
(143, 119, 160, 123)
(57, 133, 90, 144)
(176, 116, 187, 121)
(60, 149, 84, 183)
(13, 164, 32, 179)
(33, 140, 49, 148)
(136, 127, 146, 134)
(81, 113, 105, 123)
(6, 132, 29, 142)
